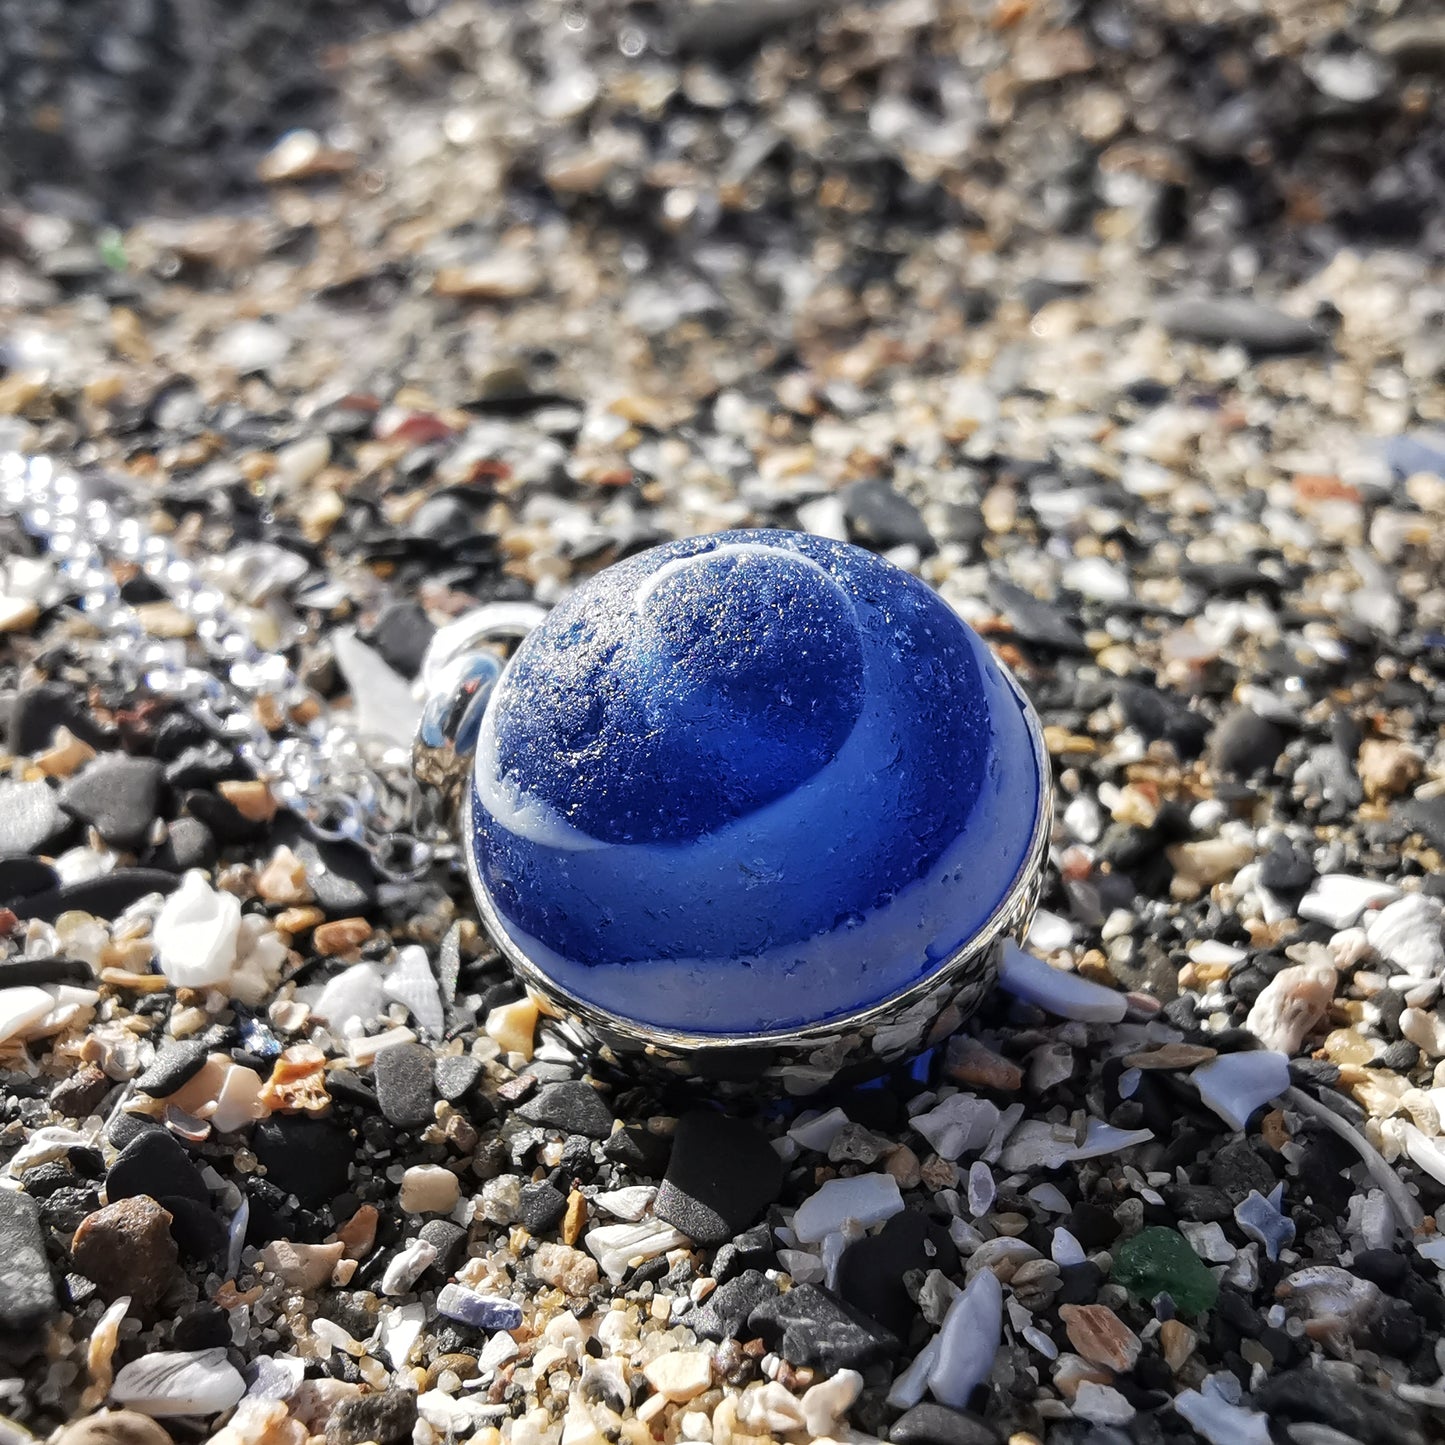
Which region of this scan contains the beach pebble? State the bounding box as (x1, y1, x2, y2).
(54, 1412, 174, 1445)
(398, 1165, 460, 1215)
(71, 1197, 181, 1311)
(655, 1110, 785, 1245)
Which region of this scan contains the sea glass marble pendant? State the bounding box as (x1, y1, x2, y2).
(434, 530, 1049, 1094)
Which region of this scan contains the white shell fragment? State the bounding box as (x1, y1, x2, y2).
(997, 942, 1127, 1023)
(111, 1348, 247, 1417)
(1365, 893, 1445, 978)
(153, 871, 241, 988)
(1298, 874, 1400, 930)
(383, 944, 445, 1037)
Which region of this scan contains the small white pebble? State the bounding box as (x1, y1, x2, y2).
(399, 1165, 461, 1215)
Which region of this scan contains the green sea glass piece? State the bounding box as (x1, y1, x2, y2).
(1111, 1226, 1220, 1315)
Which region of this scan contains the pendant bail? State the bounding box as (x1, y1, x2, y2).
(411, 603, 546, 814)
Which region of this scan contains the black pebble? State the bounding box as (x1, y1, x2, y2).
(1207, 1139, 1278, 1201)
(148, 817, 218, 872)
(41, 1186, 98, 1236)
(171, 1302, 232, 1350)
(989, 578, 1088, 654)
(105, 1111, 164, 1150)
(327, 1070, 380, 1111)
(601, 1122, 672, 1174)
(837, 1210, 958, 1337)
(135, 1038, 213, 1097)
(18, 1162, 75, 1198)
(8, 682, 109, 755)
(369, 601, 436, 680)
(372, 1043, 436, 1129)
(183, 788, 266, 844)
(1378, 1040, 1418, 1071)
(689, 1268, 778, 1341)
(1399, 795, 1445, 852)
(889, 1402, 1002, 1445)
(0, 856, 60, 905)
(1115, 682, 1209, 759)
(0, 779, 67, 854)
(654, 1110, 785, 1247)
(106, 1129, 209, 1207)
(325, 1387, 419, 1445)
(419, 1219, 468, 1279)
(515, 1080, 615, 1140)
(1055, 1260, 1105, 1306)
(1258, 835, 1314, 893)
(1064, 1201, 1120, 1250)
(1167, 1184, 1233, 1223)
(163, 1195, 229, 1263)
(434, 1054, 484, 1105)
(840, 479, 935, 554)
(1351, 1248, 1407, 1294)
(14, 869, 180, 923)
(252, 1118, 353, 1208)
(0, 954, 91, 987)
(0, 1191, 59, 1345)
(747, 1282, 898, 1372)
(149, 710, 214, 762)
(163, 742, 251, 790)
(1255, 1364, 1420, 1445)
(712, 1222, 777, 1284)
(1369, 1298, 1421, 1358)
(519, 1181, 568, 1233)
(1209, 708, 1284, 778)
(58, 754, 166, 848)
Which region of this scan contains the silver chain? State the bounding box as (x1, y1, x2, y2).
(0, 452, 443, 882)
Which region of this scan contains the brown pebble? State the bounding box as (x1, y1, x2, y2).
(563, 1189, 587, 1246)
(425, 1353, 479, 1388)
(275, 905, 325, 935)
(1058, 1303, 1141, 1373)
(1159, 1319, 1197, 1372)
(51, 1062, 111, 1118)
(219, 778, 279, 823)
(313, 918, 373, 955)
(1259, 1107, 1291, 1150)
(1122, 1044, 1219, 1071)
(70, 1196, 181, 1313)
(261, 1239, 345, 1291)
(1357, 738, 1421, 802)
(883, 1144, 922, 1190)
(945, 1036, 1023, 1091)
(336, 1203, 380, 1261)
(54, 1410, 174, 1445)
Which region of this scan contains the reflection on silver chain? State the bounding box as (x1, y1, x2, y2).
(0, 453, 441, 882)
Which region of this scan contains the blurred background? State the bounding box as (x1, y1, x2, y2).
(1, 0, 1443, 644)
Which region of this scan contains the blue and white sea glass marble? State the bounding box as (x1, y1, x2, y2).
(468, 530, 1043, 1036)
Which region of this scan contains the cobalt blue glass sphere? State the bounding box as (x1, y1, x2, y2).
(468, 530, 1043, 1038)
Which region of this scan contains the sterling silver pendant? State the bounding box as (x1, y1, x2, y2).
(416, 529, 1052, 1095)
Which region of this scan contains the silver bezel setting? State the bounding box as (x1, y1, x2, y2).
(462, 668, 1053, 1096)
